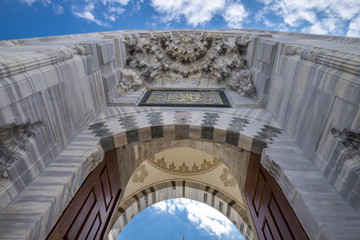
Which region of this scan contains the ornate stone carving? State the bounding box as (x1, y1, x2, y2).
(116, 69, 144, 95)
(123, 32, 256, 98)
(228, 69, 257, 99)
(0, 121, 43, 177)
(331, 128, 360, 156)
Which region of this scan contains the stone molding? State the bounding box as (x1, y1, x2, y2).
(0, 47, 74, 78)
(283, 44, 360, 76)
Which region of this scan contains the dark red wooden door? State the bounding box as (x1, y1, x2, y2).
(245, 153, 308, 240)
(47, 149, 121, 240)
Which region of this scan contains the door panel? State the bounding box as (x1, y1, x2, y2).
(47, 149, 121, 240)
(245, 153, 308, 240)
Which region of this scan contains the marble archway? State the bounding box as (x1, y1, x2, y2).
(108, 181, 254, 240)
(107, 146, 255, 240)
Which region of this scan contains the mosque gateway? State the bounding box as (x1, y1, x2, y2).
(0, 30, 359, 240)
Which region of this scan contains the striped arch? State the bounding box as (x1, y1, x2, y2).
(88, 110, 275, 239)
(108, 180, 254, 240)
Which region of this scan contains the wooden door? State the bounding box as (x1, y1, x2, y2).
(47, 149, 122, 240)
(245, 153, 308, 240)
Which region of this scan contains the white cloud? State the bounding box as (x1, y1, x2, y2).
(103, 6, 125, 22)
(101, 0, 130, 5)
(150, 0, 250, 28)
(302, 17, 344, 35)
(22, 0, 37, 4)
(21, 0, 50, 5)
(347, 15, 360, 37)
(104, 13, 116, 22)
(151, 198, 234, 237)
(223, 3, 249, 28)
(258, 0, 360, 35)
(109, 6, 125, 14)
(133, 0, 144, 11)
(72, 3, 110, 27)
(151, 0, 227, 26)
(152, 200, 167, 212)
(53, 4, 64, 15)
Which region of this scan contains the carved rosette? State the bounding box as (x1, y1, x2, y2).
(122, 32, 257, 99)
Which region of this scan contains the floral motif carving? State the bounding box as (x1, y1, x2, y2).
(148, 155, 221, 175)
(122, 32, 257, 98)
(132, 164, 149, 183)
(219, 168, 237, 187)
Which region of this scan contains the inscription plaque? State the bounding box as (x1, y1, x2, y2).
(139, 90, 231, 107)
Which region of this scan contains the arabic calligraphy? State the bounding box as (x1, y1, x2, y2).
(146, 91, 224, 105)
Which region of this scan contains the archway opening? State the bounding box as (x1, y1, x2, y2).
(109, 145, 255, 240)
(117, 198, 246, 240)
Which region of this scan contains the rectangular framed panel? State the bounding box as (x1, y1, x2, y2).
(47, 149, 122, 240)
(139, 90, 231, 107)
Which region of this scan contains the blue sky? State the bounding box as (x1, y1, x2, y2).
(117, 198, 245, 240)
(0, 0, 359, 40)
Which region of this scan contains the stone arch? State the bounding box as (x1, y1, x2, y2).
(108, 180, 254, 240)
(88, 111, 271, 239)
(112, 138, 254, 209)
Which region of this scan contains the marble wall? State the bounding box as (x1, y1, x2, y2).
(0, 36, 113, 211)
(265, 39, 360, 214)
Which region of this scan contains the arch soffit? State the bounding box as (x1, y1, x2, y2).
(114, 139, 252, 206)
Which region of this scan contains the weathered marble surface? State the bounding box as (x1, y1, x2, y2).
(0, 29, 359, 240)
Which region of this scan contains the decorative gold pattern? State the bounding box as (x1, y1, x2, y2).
(219, 168, 237, 187)
(132, 164, 149, 183)
(148, 155, 221, 175)
(146, 91, 223, 105)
